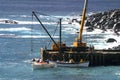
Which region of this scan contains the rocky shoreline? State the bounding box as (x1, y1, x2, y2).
(69, 9, 120, 50)
(85, 9, 120, 34)
(85, 9, 120, 50)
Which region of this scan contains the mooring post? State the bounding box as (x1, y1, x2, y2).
(40, 48, 44, 61)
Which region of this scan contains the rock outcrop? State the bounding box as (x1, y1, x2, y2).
(85, 9, 120, 33)
(85, 9, 120, 50)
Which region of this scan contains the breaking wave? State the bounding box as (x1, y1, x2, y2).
(0, 19, 59, 25)
(18, 21, 58, 25)
(15, 35, 59, 38)
(0, 33, 59, 39)
(0, 27, 31, 32)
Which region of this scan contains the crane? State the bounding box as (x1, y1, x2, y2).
(73, 0, 88, 47)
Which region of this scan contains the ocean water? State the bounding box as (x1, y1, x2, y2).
(0, 0, 120, 80)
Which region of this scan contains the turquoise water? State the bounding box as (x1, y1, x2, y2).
(0, 0, 120, 80)
(1, 63, 120, 80)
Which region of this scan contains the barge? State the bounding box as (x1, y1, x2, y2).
(32, 0, 120, 67)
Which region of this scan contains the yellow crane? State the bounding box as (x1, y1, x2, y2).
(73, 0, 88, 47)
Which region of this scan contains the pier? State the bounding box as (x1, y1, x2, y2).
(42, 49, 120, 66)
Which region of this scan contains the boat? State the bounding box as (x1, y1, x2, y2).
(32, 61, 56, 70)
(31, 0, 90, 68)
(56, 62, 89, 68)
(56, 59, 89, 68)
(32, 49, 56, 69)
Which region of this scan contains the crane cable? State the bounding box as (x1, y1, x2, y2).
(47, 21, 59, 48)
(30, 13, 34, 54)
(31, 11, 60, 50)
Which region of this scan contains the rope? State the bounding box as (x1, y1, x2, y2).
(33, 11, 59, 22)
(31, 11, 60, 49)
(47, 20, 59, 48)
(30, 13, 34, 54)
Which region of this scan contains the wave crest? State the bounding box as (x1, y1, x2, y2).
(0, 27, 31, 32)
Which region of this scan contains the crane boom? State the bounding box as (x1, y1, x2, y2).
(73, 0, 88, 47)
(32, 11, 59, 48)
(78, 0, 88, 41)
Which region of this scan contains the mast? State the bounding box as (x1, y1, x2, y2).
(32, 11, 59, 48)
(73, 0, 88, 47)
(59, 18, 62, 47)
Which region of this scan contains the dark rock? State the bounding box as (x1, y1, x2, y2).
(113, 22, 120, 32)
(86, 27, 94, 32)
(106, 38, 117, 43)
(107, 20, 115, 29)
(4, 20, 18, 24)
(86, 9, 120, 32)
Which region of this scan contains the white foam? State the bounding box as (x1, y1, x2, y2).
(17, 21, 58, 25)
(9, 14, 31, 18)
(0, 18, 9, 20)
(105, 35, 120, 42)
(94, 42, 119, 50)
(15, 35, 59, 38)
(115, 72, 120, 76)
(93, 34, 120, 49)
(18, 21, 39, 24)
(0, 27, 31, 32)
(20, 15, 31, 18)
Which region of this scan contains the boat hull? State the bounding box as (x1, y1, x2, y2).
(32, 62, 56, 70)
(56, 61, 89, 68)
